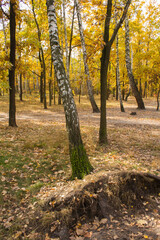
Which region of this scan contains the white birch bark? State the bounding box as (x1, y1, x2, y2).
(46, 0, 93, 179)
(74, 0, 100, 113)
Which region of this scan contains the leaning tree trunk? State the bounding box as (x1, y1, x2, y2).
(74, 0, 100, 113)
(46, 0, 93, 179)
(125, 16, 145, 109)
(115, 5, 125, 112)
(9, 0, 17, 127)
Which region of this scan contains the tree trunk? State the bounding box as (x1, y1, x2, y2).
(99, 0, 131, 144)
(19, 73, 23, 101)
(122, 80, 125, 100)
(62, 0, 69, 79)
(9, 0, 17, 127)
(125, 85, 131, 101)
(68, 4, 75, 68)
(2, 16, 7, 54)
(46, 0, 93, 179)
(32, 0, 47, 109)
(74, 0, 100, 113)
(49, 58, 53, 106)
(116, 35, 125, 112)
(157, 88, 160, 111)
(125, 16, 145, 109)
(116, 71, 118, 100)
(115, 6, 125, 112)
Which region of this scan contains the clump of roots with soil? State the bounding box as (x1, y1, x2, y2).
(29, 171, 160, 239)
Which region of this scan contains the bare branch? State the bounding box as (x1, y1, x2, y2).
(0, 4, 10, 19)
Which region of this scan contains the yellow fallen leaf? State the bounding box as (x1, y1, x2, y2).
(144, 235, 148, 239)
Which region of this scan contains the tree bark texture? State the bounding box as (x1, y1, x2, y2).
(46, 0, 93, 179)
(125, 16, 145, 109)
(9, 0, 17, 127)
(74, 0, 100, 113)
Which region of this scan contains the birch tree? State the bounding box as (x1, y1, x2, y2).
(46, 0, 93, 179)
(74, 0, 100, 113)
(125, 15, 145, 109)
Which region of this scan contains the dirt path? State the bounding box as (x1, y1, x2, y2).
(0, 108, 160, 127)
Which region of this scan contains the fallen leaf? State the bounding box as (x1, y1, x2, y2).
(76, 228, 84, 236)
(137, 219, 148, 225)
(84, 231, 92, 238)
(100, 218, 108, 224)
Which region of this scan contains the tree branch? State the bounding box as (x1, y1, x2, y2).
(0, 4, 10, 19)
(110, 0, 131, 46)
(104, 0, 112, 43)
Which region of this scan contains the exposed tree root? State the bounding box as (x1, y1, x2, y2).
(28, 171, 160, 239)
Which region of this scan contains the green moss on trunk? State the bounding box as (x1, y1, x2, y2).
(70, 144, 93, 179)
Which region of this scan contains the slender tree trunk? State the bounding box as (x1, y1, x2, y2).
(115, 5, 125, 112)
(143, 81, 147, 98)
(49, 58, 53, 106)
(19, 73, 23, 101)
(74, 0, 100, 113)
(39, 51, 44, 103)
(99, 0, 131, 144)
(68, 4, 75, 68)
(116, 71, 118, 100)
(32, 0, 47, 109)
(139, 78, 142, 97)
(122, 80, 125, 100)
(62, 0, 69, 79)
(9, 0, 17, 127)
(125, 16, 145, 109)
(46, 0, 93, 179)
(116, 34, 125, 112)
(125, 85, 131, 101)
(2, 16, 7, 54)
(157, 88, 160, 111)
(53, 74, 56, 105)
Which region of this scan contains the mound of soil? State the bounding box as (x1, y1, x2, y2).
(29, 171, 160, 240)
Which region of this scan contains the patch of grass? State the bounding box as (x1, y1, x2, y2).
(23, 140, 47, 150)
(28, 181, 44, 195)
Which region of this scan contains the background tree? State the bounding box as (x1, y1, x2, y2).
(125, 15, 145, 109)
(74, 0, 100, 113)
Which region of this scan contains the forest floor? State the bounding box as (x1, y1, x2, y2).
(0, 95, 160, 240)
